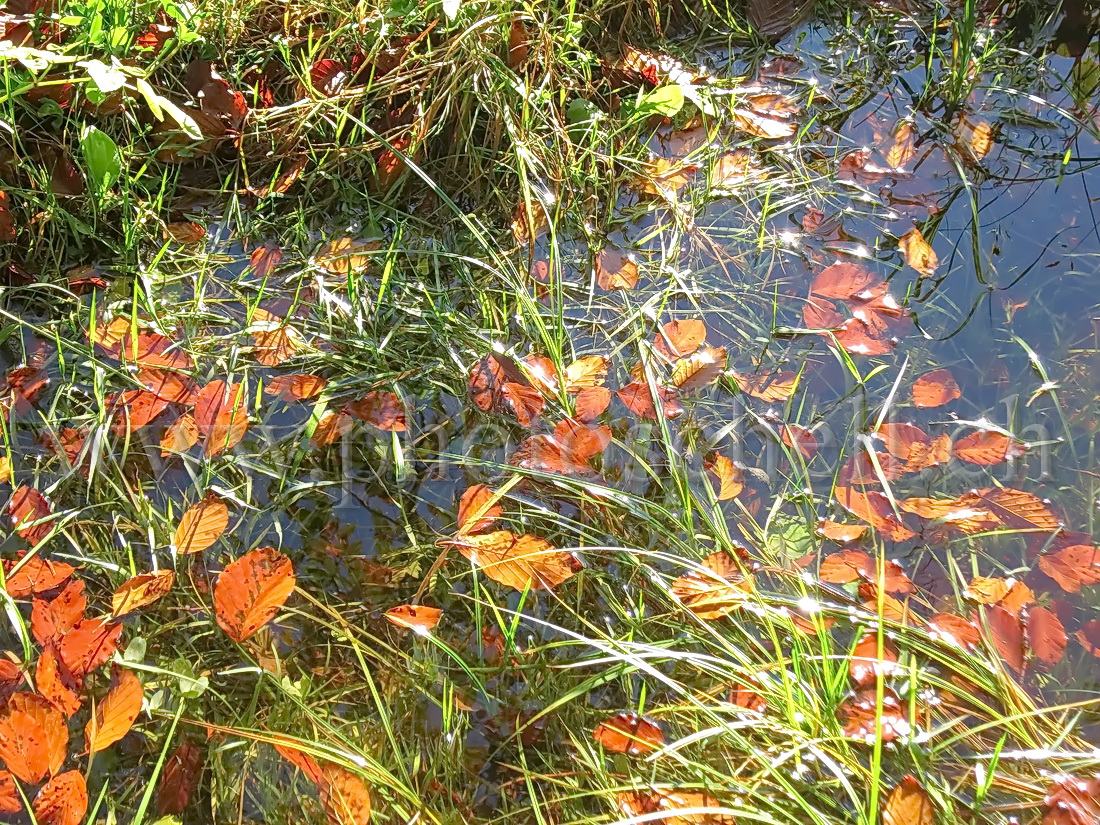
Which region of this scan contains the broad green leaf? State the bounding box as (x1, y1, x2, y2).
(80, 125, 122, 195)
(637, 84, 685, 119)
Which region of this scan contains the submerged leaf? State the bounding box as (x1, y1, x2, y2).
(441, 531, 580, 591)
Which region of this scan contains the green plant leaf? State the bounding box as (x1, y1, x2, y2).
(637, 85, 685, 119)
(80, 125, 122, 196)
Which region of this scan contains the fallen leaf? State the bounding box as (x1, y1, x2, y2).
(954, 430, 1025, 466)
(266, 374, 328, 401)
(564, 356, 610, 393)
(440, 531, 580, 591)
(927, 612, 980, 651)
(384, 604, 441, 632)
(575, 386, 611, 420)
(511, 197, 549, 245)
(5, 556, 74, 597)
(214, 547, 296, 642)
(733, 106, 797, 138)
(838, 687, 911, 742)
(112, 570, 175, 617)
(882, 775, 933, 825)
(319, 764, 372, 825)
(975, 604, 1025, 674)
(33, 770, 87, 825)
(35, 647, 81, 718)
(705, 455, 743, 501)
(9, 485, 52, 545)
(617, 789, 734, 825)
(885, 122, 916, 170)
(161, 414, 200, 456)
(898, 227, 938, 277)
(849, 633, 900, 686)
(596, 250, 639, 290)
(1075, 620, 1100, 658)
(311, 410, 354, 447)
(346, 391, 407, 431)
(957, 116, 994, 160)
(638, 157, 697, 197)
(156, 739, 202, 815)
(0, 692, 67, 783)
(469, 354, 544, 427)
(164, 221, 206, 244)
(59, 618, 123, 677)
(107, 390, 172, 435)
(976, 487, 1060, 532)
(249, 243, 283, 279)
(1027, 605, 1067, 668)
(31, 579, 86, 647)
(672, 346, 726, 392)
(174, 493, 229, 555)
(818, 521, 868, 543)
(835, 487, 916, 541)
(136, 369, 199, 405)
(912, 369, 961, 408)
(86, 665, 143, 753)
(732, 370, 798, 402)
(655, 320, 707, 360)
(1038, 544, 1100, 593)
(670, 550, 753, 619)
(316, 237, 381, 275)
(195, 380, 249, 456)
(457, 485, 502, 535)
(592, 713, 663, 755)
(616, 381, 683, 420)
(250, 308, 305, 366)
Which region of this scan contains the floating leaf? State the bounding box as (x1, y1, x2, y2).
(976, 604, 1025, 674)
(346, 391, 407, 431)
(195, 380, 249, 456)
(33, 770, 87, 825)
(469, 354, 543, 427)
(0, 692, 67, 783)
(311, 410, 354, 447)
(617, 789, 734, 825)
(266, 374, 328, 401)
(574, 386, 611, 421)
(592, 713, 663, 755)
(710, 150, 759, 189)
(670, 550, 753, 619)
(161, 414, 199, 456)
(249, 243, 283, 279)
(617, 381, 682, 420)
(214, 547, 296, 642)
(112, 570, 175, 617)
(595, 250, 639, 290)
(316, 237, 380, 275)
(957, 116, 994, 160)
(564, 356, 610, 393)
(733, 106, 797, 138)
(174, 493, 229, 555)
(156, 739, 202, 815)
(838, 687, 911, 742)
(912, 369, 961, 408)
(834, 486, 915, 541)
(136, 369, 199, 405)
(976, 487, 1060, 533)
(441, 531, 580, 591)
(1075, 620, 1100, 658)
(86, 665, 143, 754)
(655, 320, 707, 359)
(732, 370, 798, 402)
(108, 389, 172, 435)
(818, 521, 868, 543)
(457, 485, 502, 535)
(882, 775, 933, 825)
(250, 308, 305, 366)
(1037, 544, 1100, 593)
(164, 221, 206, 244)
(1027, 606, 1067, 668)
(672, 346, 726, 392)
(1043, 776, 1100, 825)
(927, 612, 980, 651)
(705, 455, 743, 501)
(898, 227, 938, 277)
(384, 604, 441, 632)
(511, 420, 610, 476)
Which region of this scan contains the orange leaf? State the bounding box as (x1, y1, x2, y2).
(616, 381, 682, 420)
(319, 764, 372, 825)
(1075, 620, 1100, 658)
(112, 570, 175, 617)
(0, 692, 67, 783)
(4, 555, 73, 597)
(954, 430, 1025, 465)
(779, 424, 818, 459)
(595, 250, 639, 290)
(214, 547, 296, 642)
(9, 485, 52, 545)
(346, 391, 407, 431)
(311, 410, 354, 446)
(31, 579, 86, 647)
(59, 618, 123, 677)
(592, 712, 663, 755)
(174, 493, 229, 555)
(107, 389, 172, 435)
(86, 665, 143, 753)
(975, 604, 1025, 674)
(265, 374, 327, 401)
(194, 380, 248, 457)
(35, 646, 81, 718)
(0, 770, 17, 814)
(976, 487, 1060, 532)
(468, 355, 543, 426)
(882, 775, 933, 825)
(927, 612, 980, 651)
(654, 319, 706, 360)
(849, 633, 900, 687)
(136, 369, 199, 405)
(838, 687, 911, 742)
(457, 485, 502, 535)
(574, 386, 611, 421)
(834, 486, 915, 541)
(818, 521, 868, 543)
(670, 550, 753, 619)
(1027, 606, 1067, 668)
(912, 369, 961, 408)
(1037, 544, 1100, 593)
(898, 227, 938, 277)
(732, 370, 798, 401)
(33, 770, 87, 825)
(160, 414, 199, 456)
(440, 531, 580, 591)
(671, 346, 726, 392)
(384, 604, 441, 632)
(705, 454, 743, 501)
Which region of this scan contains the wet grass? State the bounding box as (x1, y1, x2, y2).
(1, 0, 1100, 824)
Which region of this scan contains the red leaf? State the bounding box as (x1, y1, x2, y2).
(912, 369, 961, 408)
(156, 739, 203, 815)
(1026, 606, 1067, 668)
(9, 485, 53, 545)
(194, 380, 249, 456)
(346, 391, 407, 431)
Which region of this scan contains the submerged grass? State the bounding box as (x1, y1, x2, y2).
(0, 0, 1099, 824)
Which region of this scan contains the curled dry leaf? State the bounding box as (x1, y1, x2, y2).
(457, 485, 502, 535)
(9, 485, 52, 545)
(670, 550, 753, 619)
(898, 227, 938, 277)
(954, 430, 1025, 466)
(266, 374, 328, 401)
(672, 346, 726, 392)
(440, 531, 580, 591)
(112, 570, 175, 617)
(60, 618, 123, 677)
(592, 712, 664, 755)
(882, 775, 933, 825)
(0, 692, 67, 783)
(195, 380, 249, 457)
(1026, 605, 1067, 668)
(174, 493, 229, 555)
(384, 604, 441, 632)
(595, 250, 639, 290)
(33, 770, 87, 825)
(912, 369, 961, 408)
(86, 665, 143, 754)
(156, 739, 203, 815)
(705, 455, 743, 501)
(214, 547, 296, 642)
(346, 391, 407, 431)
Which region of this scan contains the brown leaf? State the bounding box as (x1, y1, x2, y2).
(441, 531, 580, 591)
(733, 106, 797, 138)
(1075, 620, 1100, 658)
(59, 618, 123, 677)
(249, 243, 283, 278)
(214, 547, 296, 642)
(164, 221, 206, 244)
(311, 410, 354, 447)
(316, 237, 381, 275)
(0, 692, 67, 783)
(670, 550, 753, 619)
(617, 789, 734, 825)
(883, 775, 933, 825)
(617, 381, 683, 420)
(592, 713, 663, 755)
(927, 612, 980, 651)
(849, 633, 900, 687)
(250, 308, 305, 367)
(912, 369, 961, 408)
(976, 487, 1060, 532)
(174, 493, 229, 555)
(266, 374, 328, 401)
(33, 770, 87, 825)
(731, 370, 798, 401)
(346, 391, 407, 431)
(956, 116, 994, 160)
(637, 158, 697, 197)
(9, 485, 52, 545)
(885, 122, 916, 170)
(384, 604, 441, 632)
(112, 570, 175, 617)
(818, 521, 868, 543)
(195, 380, 249, 456)
(898, 228, 938, 277)
(86, 665, 143, 754)
(469, 355, 544, 426)
(654, 320, 707, 360)
(574, 386, 611, 421)
(975, 604, 1025, 674)
(838, 687, 911, 742)
(0, 191, 16, 242)
(596, 250, 639, 290)
(156, 739, 203, 815)
(457, 485, 502, 535)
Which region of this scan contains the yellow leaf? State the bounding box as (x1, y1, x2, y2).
(898, 227, 938, 277)
(671, 346, 726, 392)
(670, 550, 754, 619)
(174, 492, 229, 555)
(441, 530, 580, 591)
(886, 122, 916, 170)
